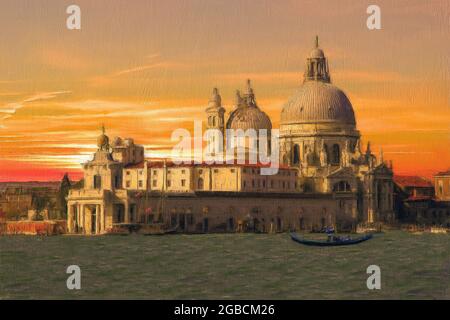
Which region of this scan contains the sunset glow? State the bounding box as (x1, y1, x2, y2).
(0, 0, 449, 181)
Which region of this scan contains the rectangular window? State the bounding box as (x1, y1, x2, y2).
(94, 175, 102, 189)
(138, 180, 143, 188)
(231, 169, 235, 173)
(152, 180, 157, 187)
(153, 170, 157, 175)
(126, 171, 130, 175)
(126, 181, 131, 188)
(167, 180, 171, 187)
(181, 169, 185, 174)
(181, 179, 186, 187)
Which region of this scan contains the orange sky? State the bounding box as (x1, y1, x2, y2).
(0, 0, 449, 181)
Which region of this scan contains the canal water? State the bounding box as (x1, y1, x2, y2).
(1, 231, 449, 299)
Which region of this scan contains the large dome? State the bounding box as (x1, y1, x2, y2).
(280, 81, 356, 125)
(227, 106, 272, 131)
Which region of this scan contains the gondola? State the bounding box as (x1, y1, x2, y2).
(290, 232, 373, 246)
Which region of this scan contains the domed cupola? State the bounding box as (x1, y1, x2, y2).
(305, 36, 329, 82)
(226, 79, 272, 131)
(97, 124, 110, 151)
(280, 36, 356, 127)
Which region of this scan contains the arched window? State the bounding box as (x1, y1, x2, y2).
(197, 178, 204, 190)
(331, 144, 340, 164)
(293, 144, 300, 165)
(333, 180, 351, 192)
(212, 116, 216, 127)
(93, 175, 102, 189)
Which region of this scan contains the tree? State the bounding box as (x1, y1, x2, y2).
(58, 173, 71, 219)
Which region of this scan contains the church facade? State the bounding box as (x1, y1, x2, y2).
(67, 37, 394, 235)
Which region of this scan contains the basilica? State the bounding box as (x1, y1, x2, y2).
(66, 37, 394, 235)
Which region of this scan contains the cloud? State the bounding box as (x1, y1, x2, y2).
(112, 62, 181, 77)
(0, 91, 71, 123)
(88, 56, 188, 87)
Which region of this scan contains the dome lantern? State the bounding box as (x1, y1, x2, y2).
(207, 87, 222, 109)
(304, 35, 330, 83)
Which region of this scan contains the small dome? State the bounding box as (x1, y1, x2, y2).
(112, 136, 123, 147)
(226, 80, 272, 131)
(226, 106, 272, 131)
(97, 133, 109, 149)
(309, 48, 324, 58)
(280, 81, 356, 125)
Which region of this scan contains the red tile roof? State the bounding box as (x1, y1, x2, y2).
(124, 159, 292, 170)
(393, 175, 433, 188)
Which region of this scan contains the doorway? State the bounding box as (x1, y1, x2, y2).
(91, 208, 97, 234)
(202, 218, 209, 233)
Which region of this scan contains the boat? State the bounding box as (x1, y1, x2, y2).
(428, 227, 448, 234)
(140, 223, 178, 236)
(105, 225, 132, 236)
(290, 232, 373, 247)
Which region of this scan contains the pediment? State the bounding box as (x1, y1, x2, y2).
(327, 166, 355, 179)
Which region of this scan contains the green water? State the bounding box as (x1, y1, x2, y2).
(1, 231, 449, 299)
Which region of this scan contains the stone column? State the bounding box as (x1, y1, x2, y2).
(67, 204, 74, 233)
(124, 202, 130, 223)
(76, 204, 80, 231)
(101, 204, 105, 233)
(80, 204, 85, 234)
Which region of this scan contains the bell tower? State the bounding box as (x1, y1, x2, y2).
(205, 88, 225, 157)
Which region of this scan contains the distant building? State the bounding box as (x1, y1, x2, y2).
(394, 175, 450, 226)
(394, 176, 434, 201)
(0, 189, 33, 219)
(434, 169, 450, 201)
(0, 183, 62, 220)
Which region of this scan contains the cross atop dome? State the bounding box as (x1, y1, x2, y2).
(304, 35, 330, 83)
